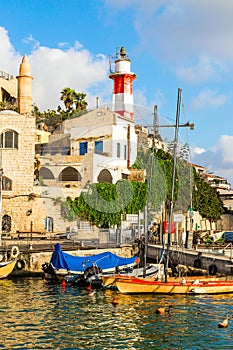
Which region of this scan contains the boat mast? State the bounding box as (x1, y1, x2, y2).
(143, 105, 158, 277)
(165, 88, 182, 283)
(0, 146, 3, 246)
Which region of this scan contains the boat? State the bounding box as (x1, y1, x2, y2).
(0, 245, 20, 278)
(0, 259, 17, 278)
(115, 276, 233, 294)
(42, 243, 141, 284)
(101, 263, 163, 288)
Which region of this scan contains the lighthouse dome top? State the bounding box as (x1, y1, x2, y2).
(120, 47, 127, 58)
(114, 46, 133, 73)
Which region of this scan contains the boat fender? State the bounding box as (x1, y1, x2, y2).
(208, 264, 217, 275)
(194, 258, 202, 269)
(15, 259, 26, 271)
(10, 246, 20, 259)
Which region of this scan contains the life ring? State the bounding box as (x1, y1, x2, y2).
(194, 258, 202, 269)
(15, 259, 26, 271)
(10, 246, 20, 259)
(209, 264, 218, 275)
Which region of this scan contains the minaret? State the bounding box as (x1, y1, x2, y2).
(109, 47, 136, 120)
(17, 55, 33, 115)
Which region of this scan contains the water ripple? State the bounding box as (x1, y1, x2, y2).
(0, 278, 233, 349)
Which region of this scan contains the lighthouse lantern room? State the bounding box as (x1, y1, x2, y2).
(109, 47, 136, 120)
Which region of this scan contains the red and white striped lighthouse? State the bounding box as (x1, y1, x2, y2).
(109, 47, 136, 120)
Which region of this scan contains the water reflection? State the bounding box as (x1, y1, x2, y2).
(0, 278, 233, 349)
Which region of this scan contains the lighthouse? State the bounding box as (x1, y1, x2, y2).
(109, 47, 136, 120)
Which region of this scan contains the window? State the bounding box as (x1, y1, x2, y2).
(0, 130, 18, 149)
(80, 142, 88, 155)
(44, 217, 53, 232)
(2, 176, 12, 191)
(95, 141, 103, 154)
(124, 145, 127, 160)
(62, 146, 70, 155)
(117, 143, 120, 158)
(51, 147, 57, 155)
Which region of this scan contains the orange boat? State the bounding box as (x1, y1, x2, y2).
(115, 276, 233, 294)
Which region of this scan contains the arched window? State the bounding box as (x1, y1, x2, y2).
(0, 130, 18, 149)
(39, 167, 55, 180)
(97, 169, 113, 183)
(2, 214, 11, 232)
(58, 167, 81, 182)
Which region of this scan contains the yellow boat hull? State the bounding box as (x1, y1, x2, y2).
(116, 277, 233, 294)
(0, 260, 16, 279)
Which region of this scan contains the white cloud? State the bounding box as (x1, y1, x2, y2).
(0, 27, 110, 111)
(192, 135, 233, 186)
(104, 0, 233, 83)
(192, 147, 206, 155)
(0, 27, 21, 74)
(177, 56, 218, 83)
(191, 89, 228, 110)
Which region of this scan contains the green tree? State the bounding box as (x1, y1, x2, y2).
(60, 87, 76, 111)
(63, 180, 148, 227)
(75, 92, 88, 111)
(192, 170, 224, 223)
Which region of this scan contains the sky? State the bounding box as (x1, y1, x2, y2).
(1, 0, 233, 186)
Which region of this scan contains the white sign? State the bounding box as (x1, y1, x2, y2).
(173, 214, 184, 223)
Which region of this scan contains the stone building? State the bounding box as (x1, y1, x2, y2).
(0, 56, 38, 234)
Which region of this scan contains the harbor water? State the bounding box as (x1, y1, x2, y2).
(1, 277, 233, 349)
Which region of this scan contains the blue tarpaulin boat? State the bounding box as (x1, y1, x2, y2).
(44, 243, 140, 279)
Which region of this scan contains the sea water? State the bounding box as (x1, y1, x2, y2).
(0, 277, 233, 349)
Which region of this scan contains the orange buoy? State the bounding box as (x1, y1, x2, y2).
(61, 280, 67, 288)
(156, 307, 166, 315)
(87, 285, 92, 291)
(88, 290, 96, 297)
(156, 306, 172, 315)
(218, 316, 229, 328)
(112, 295, 119, 306)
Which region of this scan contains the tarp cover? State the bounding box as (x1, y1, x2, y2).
(50, 243, 139, 272)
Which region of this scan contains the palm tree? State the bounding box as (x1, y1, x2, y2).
(60, 87, 76, 111)
(75, 92, 88, 111)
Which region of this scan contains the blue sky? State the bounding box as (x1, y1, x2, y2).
(1, 0, 233, 185)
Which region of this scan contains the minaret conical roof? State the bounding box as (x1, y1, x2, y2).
(19, 55, 31, 76)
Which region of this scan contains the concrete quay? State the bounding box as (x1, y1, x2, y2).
(148, 243, 233, 276)
(1, 238, 139, 277)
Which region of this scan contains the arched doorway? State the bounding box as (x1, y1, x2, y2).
(97, 169, 113, 183)
(39, 167, 55, 180)
(58, 167, 81, 182)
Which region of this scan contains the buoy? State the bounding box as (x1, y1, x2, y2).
(88, 290, 96, 297)
(218, 315, 229, 328)
(156, 307, 166, 315)
(15, 259, 26, 271)
(87, 284, 92, 291)
(209, 264, 218, 275)
(112, 295, 119, 306)
(156, 306, 172, 315)
(10, 246, 20, 259)
(61, 280, 67, 288)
